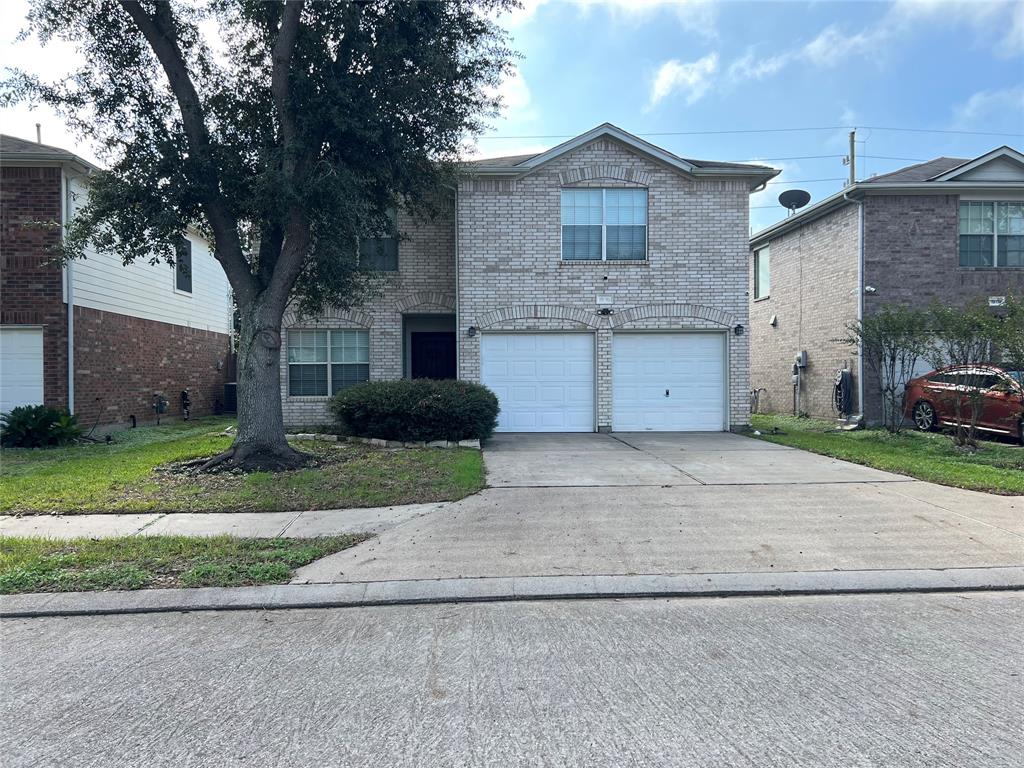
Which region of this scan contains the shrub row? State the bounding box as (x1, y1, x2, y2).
(330, 380, 499, 442)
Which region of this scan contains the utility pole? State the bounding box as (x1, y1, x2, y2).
(846, 129, 856, 186)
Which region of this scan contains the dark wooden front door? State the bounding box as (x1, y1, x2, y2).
(411, 332, 457, 379)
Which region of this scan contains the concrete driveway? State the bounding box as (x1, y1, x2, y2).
(295, 431, 1024, 584)
(483, 431, 908, 487)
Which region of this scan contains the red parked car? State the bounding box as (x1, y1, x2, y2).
(904, 365, 1024, 443)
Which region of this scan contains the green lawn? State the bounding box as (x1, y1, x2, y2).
(751, 414, 1024, 495)
(0, 417, 486, 515)
(0, 535, 366, 593)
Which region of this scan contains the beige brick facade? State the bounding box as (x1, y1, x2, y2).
(749, 203, 861, 419)
(284, 137, 753, 430)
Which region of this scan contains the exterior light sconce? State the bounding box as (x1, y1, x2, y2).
(596, 307, 614, 316)
(734, 324, 745, 336)
(467, 326, 478, 337)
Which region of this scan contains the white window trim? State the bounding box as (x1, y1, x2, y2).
(753, 246, 770, 300)
(958, 200, 1024, 269)
(560, 188, 649, 262)
(287, 328, 370, 398)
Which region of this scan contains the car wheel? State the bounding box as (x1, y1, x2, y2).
(1018, 419, 1024, 447)
(912, 400, 936, 432)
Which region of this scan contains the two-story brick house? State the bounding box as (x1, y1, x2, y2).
(748, 146, 1024, 424)
(0, 134, 233, 427)
(282, 124, 778, 432)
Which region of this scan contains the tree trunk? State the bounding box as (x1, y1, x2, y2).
(202, 298, 305, 471)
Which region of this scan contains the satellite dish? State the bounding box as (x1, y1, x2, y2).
(778, 189, 811, 216)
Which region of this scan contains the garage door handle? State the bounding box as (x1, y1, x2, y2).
(665, 389, 670, 397)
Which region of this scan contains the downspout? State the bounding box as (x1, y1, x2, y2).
(844, 189, 864, 422)
(62, 168, 75, 415)
(446, 182, 460, 379)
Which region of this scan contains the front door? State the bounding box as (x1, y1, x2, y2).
(410, 332, 456, 379)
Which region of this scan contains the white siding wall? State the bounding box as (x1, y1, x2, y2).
(67, 174, 232, 333)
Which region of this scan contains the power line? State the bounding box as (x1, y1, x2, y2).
(765, 177, 845, 185)
(477, 126, 1024, 140)
(728, 154, 924, 162)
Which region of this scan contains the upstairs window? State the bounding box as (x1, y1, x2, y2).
(561, 188, 647, 261)
(754, 246, 770, 299)
(359, 208, 399, 271)
(174, 236, 193, 293)
(959, 201, 1024, 268)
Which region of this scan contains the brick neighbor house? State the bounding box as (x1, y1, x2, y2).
(282, 123, 778, 433)
(748, 145, 1024, 425)
(0, 134, 233, 429)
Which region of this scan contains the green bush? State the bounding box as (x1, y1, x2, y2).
(0, 405, 83, 448)
(330, 380, 499, 442)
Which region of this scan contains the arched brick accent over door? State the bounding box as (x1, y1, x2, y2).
(475, 304, 601, 329)
(394, 291, 455, 313)
(609, 303, 736, 329)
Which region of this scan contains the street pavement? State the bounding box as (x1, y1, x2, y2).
(3, 591, 1021, 767)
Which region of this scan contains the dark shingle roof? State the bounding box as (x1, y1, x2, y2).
(466, 150, 774, 173)
(0, 133, 80, 160)
(861, 156, 969, 183)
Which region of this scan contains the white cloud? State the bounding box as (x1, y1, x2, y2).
(952, 86, 1024, 127)
(647, 53, 718, 108)
(801, 24, 877, 67)
(495, 0, 716, 38)
(492, 63, 532, 115)
(727, 50, 793, 82)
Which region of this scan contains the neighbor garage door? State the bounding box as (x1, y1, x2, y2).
(613, 332, 726, 431)
(481, 333, 594, 432)
(0, 327, 44, 414)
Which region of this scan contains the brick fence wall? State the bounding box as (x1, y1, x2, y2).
(0, 165, 68, 409)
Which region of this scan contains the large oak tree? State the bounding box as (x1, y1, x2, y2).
(6, 0, 515, 469)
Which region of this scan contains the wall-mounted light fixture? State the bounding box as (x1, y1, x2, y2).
(467, 326, 478, 337)
(734, 324, 745, 336)
(596, 307, 614, 316)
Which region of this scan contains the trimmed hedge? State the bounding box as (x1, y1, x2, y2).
(330, 380, 499, 442)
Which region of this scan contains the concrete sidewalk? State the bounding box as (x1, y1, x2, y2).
(0, 502, 444, 539)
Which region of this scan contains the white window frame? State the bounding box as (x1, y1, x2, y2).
(753, 246, 770, 300)
(958, 200, 1024, 268)
(358, 207, 399, 272)
(560, 188, 648, 262)
(287, 329, 370, 397)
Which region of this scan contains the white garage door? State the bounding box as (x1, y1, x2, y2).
(481, 333, 594, 432)
(0, 327, 44, 414)
(613, 332, 726, 431)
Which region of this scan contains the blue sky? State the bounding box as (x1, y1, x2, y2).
(478, 0, 1024, 231)
(2, 0, 1022, 233)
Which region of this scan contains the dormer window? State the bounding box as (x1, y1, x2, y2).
(561, 188, 647, 261)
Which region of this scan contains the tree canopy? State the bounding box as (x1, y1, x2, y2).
(4, 0, 518, 468)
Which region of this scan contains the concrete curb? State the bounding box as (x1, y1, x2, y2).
(3, 566, 1023, 618)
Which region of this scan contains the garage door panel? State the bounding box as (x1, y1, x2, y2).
(482, 333, 594, 433)
(613, 332, 725, 432)
(0, 327, 44, 414)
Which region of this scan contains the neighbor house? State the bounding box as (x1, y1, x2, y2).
(0, 134, 233, 428)
(282, 123, 778, 433)
(748, 146, 1024, 424)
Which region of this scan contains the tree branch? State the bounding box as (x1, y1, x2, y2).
(118, 0, 256, 302)
(272, 0, 304, 179)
